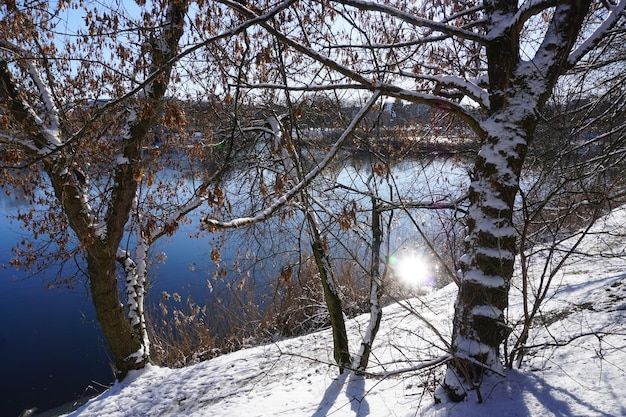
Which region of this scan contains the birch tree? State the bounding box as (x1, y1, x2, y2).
(215, 0, 626, 401)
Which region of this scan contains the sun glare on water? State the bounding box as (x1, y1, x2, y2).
(390, 252, 435, 288)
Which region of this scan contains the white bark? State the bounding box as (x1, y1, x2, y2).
(117, 226, 151, 364)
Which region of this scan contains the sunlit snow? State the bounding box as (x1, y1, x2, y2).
(60, 207, 626, 417)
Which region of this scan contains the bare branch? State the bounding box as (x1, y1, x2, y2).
(333, 0, 487, 44)
(202, 90, 382, 229)
(219, 0, 484, 136)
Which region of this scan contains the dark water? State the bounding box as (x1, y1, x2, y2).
(0, 197, 228, 417)
(0, 191, 282, 416)
(0, 156, 467, 417)
(0, 212, 113, 416)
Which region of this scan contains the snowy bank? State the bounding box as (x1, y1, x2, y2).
(61, 209, 626, 417)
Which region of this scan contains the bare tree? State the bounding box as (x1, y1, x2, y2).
(214, 0, 626, 401)
(0, 0, 292, 379)
(5, 0, 623, 397)
(508, 61, 626, 368)
(0, 0, 192, 378)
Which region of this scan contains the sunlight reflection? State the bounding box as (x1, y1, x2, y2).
(389, 251, 436, 288)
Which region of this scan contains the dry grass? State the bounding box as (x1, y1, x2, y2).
(149, 256, 373, 367)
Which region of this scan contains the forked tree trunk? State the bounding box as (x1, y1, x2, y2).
(49, 166, 152, 378)
(7, 1, 188, 380)
(441, 0, 594, 400)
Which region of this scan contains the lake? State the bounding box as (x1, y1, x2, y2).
(0, 198, 113, 416)
(0, 154, 468, 416)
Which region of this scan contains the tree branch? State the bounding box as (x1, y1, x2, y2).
(333, 0, 487, 43)
(567, 0, 626, 67)
(0, 60, 59, 151)
(220, 0, 484, 136)
(105, 0, 188, 247)
(202, 90, 382, 229)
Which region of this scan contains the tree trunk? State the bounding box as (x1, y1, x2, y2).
(87, 251, 146, 378)
(267, 111, 352, 373)
(47, 167, 151, 378)
(355, 198, 384, 372)
(442, 110, 534, 401)
(441, 0, 596, 398)
(56, 1, 187, 380)
(307, 211, 352, 371)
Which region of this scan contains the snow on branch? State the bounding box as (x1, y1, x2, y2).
(424, 74, 490, 109)
(567, 0, 626, 67)
(0, 59, 62, 152)
(487, 0, 555, 40)
(201, 90, 382, 229)
(376, 84, 484, 136)
(24, 59, 61, 147)
(0, 40, 62, 147)
(334, 0, 487, 43)
(380, 194, 469, 212)
(377, 354, 452, 379)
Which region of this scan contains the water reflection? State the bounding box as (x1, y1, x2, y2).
(0, 155, 468, 416)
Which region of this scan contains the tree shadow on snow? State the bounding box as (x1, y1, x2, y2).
(312, 372, 370, 417)
(520, 371, 617, 417)
(345, 373, 370, 416)
(431, 369, 616, 417)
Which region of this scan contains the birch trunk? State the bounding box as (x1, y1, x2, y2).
(355, 197, 384, 372)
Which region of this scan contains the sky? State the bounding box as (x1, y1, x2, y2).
(48, 206, 626, 417)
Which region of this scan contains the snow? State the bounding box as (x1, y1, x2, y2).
(116, 155, 130, 165)
(461, 269, 507, 288)
(117, 198, 151, 363)
(567, 0, 626, 66)
(25, 59, 62, 148)
(472, 305, 502, 319)
(60, 208, 626, 417)
(430, 74, 490, 108)
(121, 108, 138, 141)
(93, 221, 107, 239)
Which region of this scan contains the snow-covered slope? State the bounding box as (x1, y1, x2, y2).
(63, 209, 626, 417)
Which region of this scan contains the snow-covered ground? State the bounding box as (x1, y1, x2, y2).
(61, 208, 626, 417)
